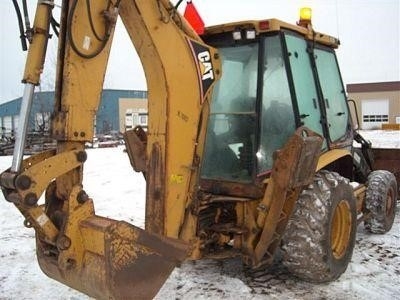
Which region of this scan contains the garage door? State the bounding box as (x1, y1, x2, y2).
(362, 99, 389, 130)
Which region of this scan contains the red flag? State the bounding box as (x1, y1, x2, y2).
(184, 1, 205, 35)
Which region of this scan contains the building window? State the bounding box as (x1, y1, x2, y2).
(139, 114, 148, 125)
(362, 115, 389, 123)
(125, 109, 148, 131)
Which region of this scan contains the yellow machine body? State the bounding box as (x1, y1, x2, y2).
(1, 1, 398, 299)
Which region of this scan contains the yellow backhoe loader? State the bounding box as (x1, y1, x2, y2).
(1, 1, 398, 299)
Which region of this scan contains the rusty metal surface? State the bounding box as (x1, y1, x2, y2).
(0, 171, 17, 190)
(199, 179, 265, 199)
(372, 148, 400, 187)
(274, 135, 322, 189)
(252, 128, 323, 266)
(124, 126, 147, 173)
(105, 221, 188, 299)
(37, 217, 188, 300)
(146, 143, 165, 235)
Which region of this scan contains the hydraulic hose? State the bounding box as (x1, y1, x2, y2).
(11, 0, 28, 51)
(67, 0, 112, 59)
(21, 0, 32, 42)
(174, 0, 185, 9)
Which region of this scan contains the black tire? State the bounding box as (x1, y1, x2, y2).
(281, 171, 357, 282)
(364, 170, 398, 234)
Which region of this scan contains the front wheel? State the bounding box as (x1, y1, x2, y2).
(281, 171, 357, 282)
(364, 170, 397, 234)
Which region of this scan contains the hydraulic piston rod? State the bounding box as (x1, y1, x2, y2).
(11, 84, 35, 172)
(10, 1, 53, 172)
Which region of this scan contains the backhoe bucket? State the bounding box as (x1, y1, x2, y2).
(37, 216, 188, 300)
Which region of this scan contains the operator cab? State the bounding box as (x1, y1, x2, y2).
(200, 19, 352, 198)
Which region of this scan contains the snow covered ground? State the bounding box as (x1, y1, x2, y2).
(0, 130, 399, 299)
(357, 130, 400, 149)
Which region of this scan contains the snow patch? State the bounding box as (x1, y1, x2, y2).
(0, 129, 399, 299)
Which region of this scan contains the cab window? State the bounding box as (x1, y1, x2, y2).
(314, 48, 349, 142)
(258, 34, 296, 173)
(201, 44, 258, 182)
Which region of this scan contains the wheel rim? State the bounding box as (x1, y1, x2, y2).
(331, 200, 352, 260)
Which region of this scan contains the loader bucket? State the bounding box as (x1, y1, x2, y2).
(36, 216, 188, 300)
(371, 148, 400, 187)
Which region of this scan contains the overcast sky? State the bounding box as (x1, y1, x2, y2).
(0, 0, 399, 104)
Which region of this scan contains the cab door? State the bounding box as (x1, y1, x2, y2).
(284, 33, 325, 144)
(314, 47, 350, 143)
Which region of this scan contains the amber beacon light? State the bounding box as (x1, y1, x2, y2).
(298, 7, 312, 27)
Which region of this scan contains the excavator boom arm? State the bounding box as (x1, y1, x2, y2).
(1, 0, 220, 298)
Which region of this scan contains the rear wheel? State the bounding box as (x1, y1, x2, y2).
(364, 170, 397, 234)
(281, 171, 357, 282)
